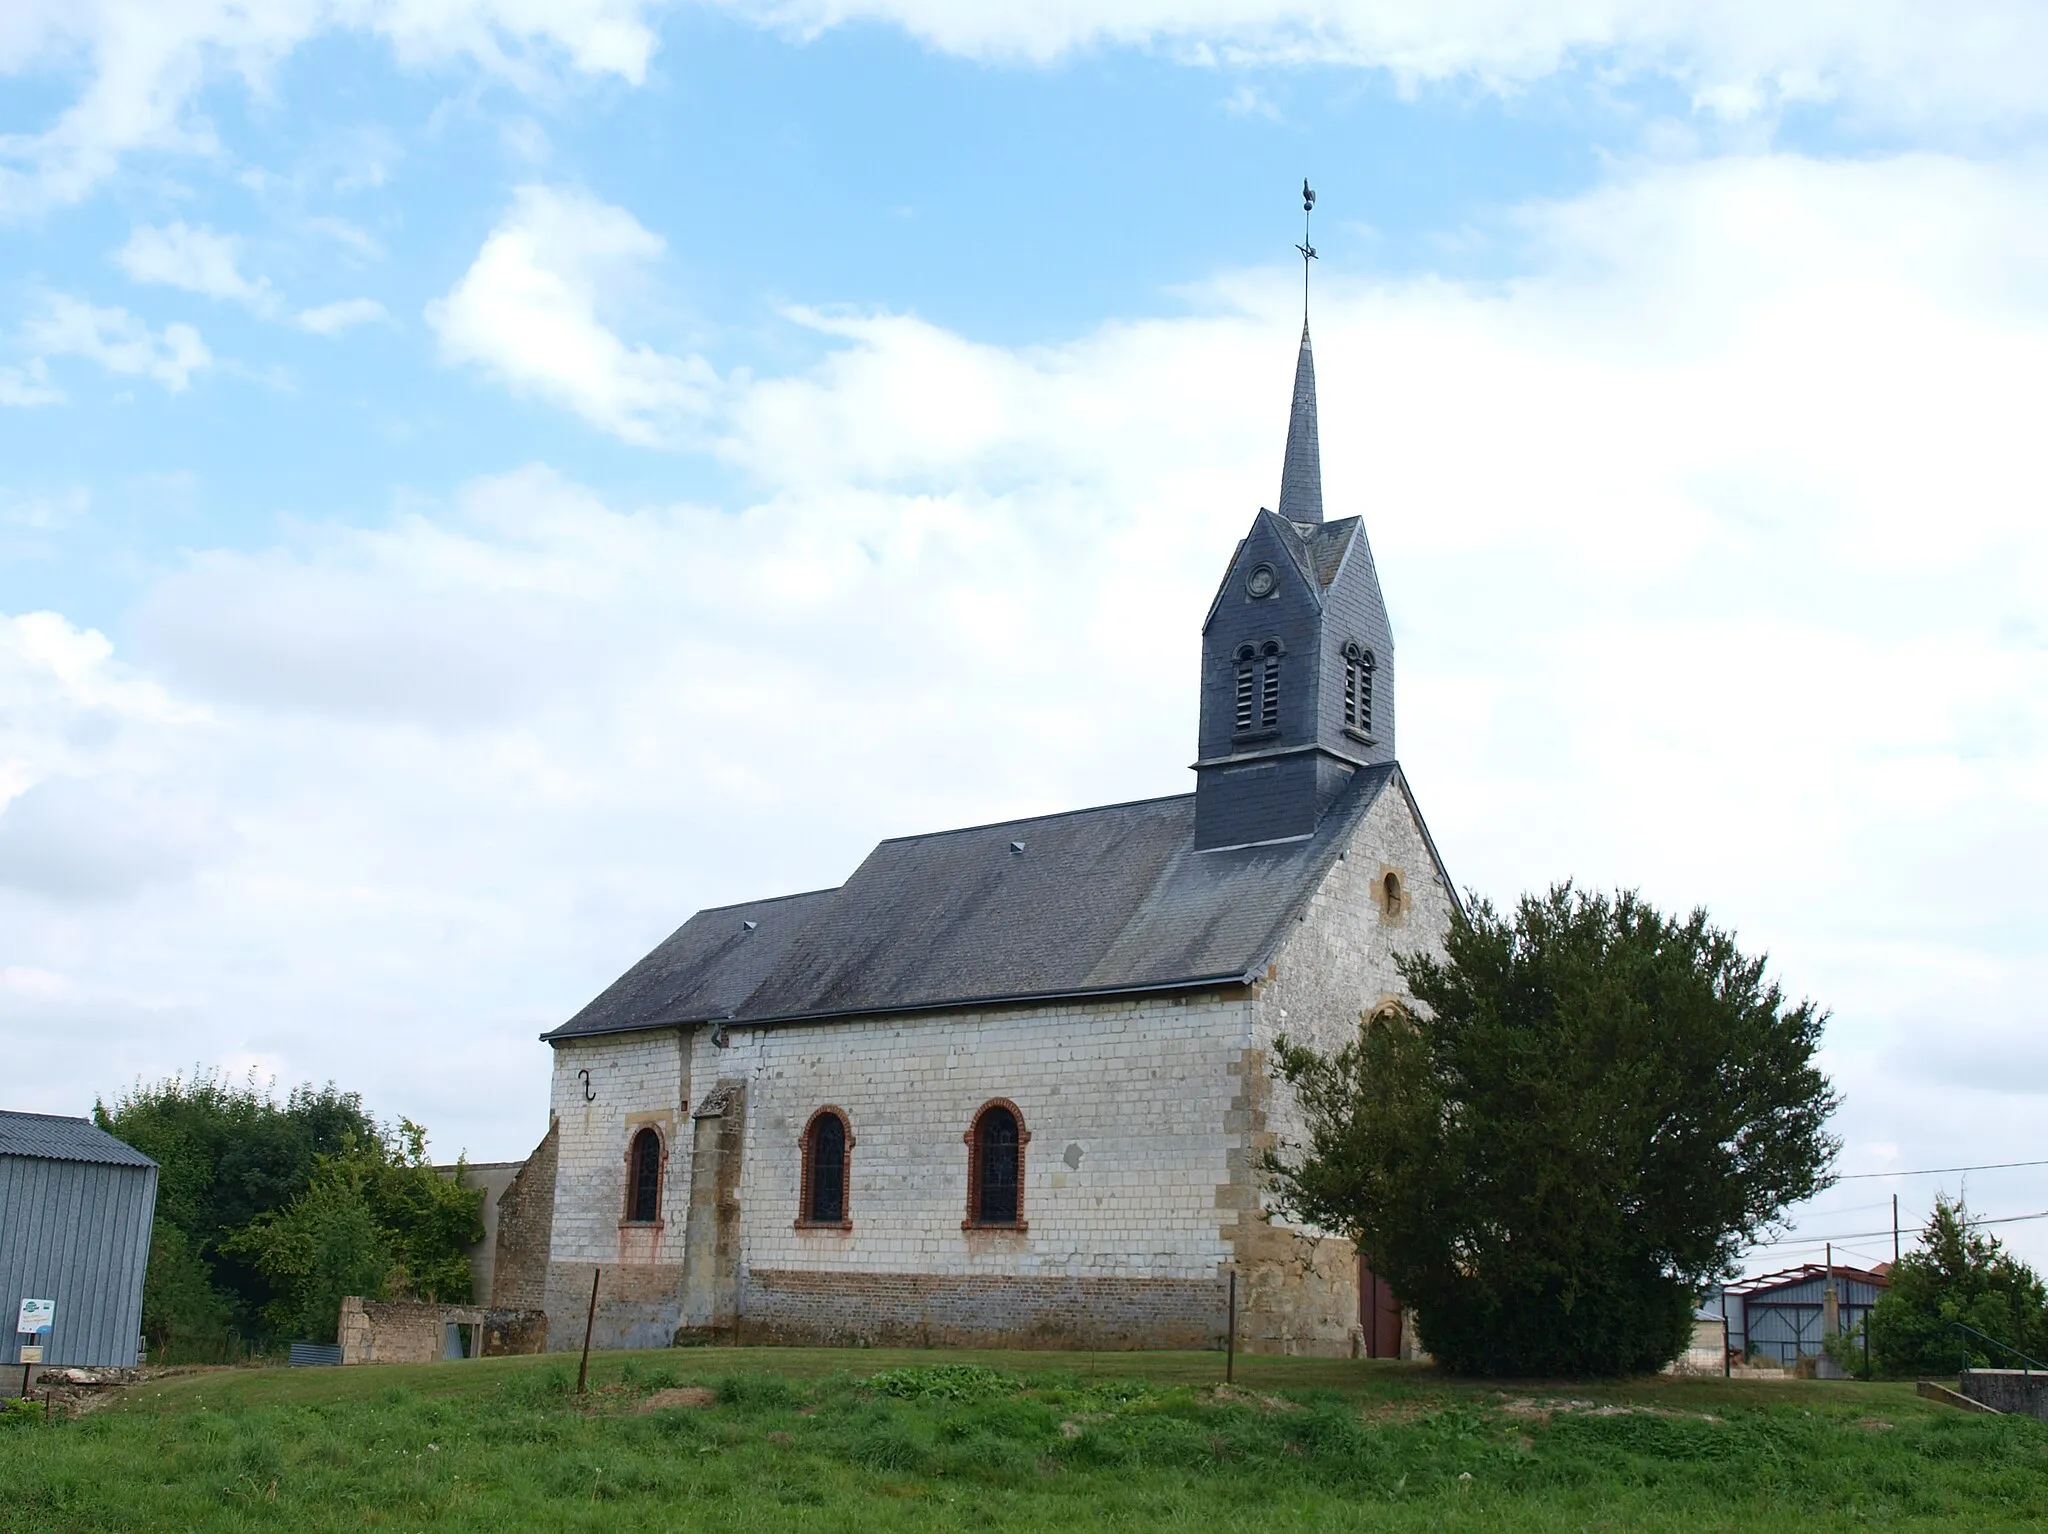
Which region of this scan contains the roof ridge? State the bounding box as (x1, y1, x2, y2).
(870, 791, 1194, 846)
(688, 887, 842, 916)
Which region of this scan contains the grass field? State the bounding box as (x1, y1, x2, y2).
(3, 1347, 2044, 1531)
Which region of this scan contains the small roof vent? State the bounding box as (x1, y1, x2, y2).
(742, 920, 758, 932)
(1009, 841, 1026, 855)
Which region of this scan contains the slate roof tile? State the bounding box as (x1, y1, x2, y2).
(546, 764, 1401, 1041)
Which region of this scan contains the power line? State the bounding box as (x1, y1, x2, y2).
(1835, 1157, 2048, 1181)
(1785, 1199, 1899, 1222)
(1753, 1208, 2048, 1248)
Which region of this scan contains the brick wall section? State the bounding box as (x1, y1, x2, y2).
(491, 1119, 557, 1310)
(742, 1270, 1226, 1350)
(543, 1261, 692, 1352)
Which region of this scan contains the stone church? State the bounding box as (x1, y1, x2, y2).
(496, 319, 1458, 1358)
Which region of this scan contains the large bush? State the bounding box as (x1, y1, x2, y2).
(1267, 884, 1838, 1376)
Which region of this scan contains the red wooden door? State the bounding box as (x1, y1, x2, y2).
(1358, 1257, 1403, 1359)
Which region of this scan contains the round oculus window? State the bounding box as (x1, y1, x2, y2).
(1246, 564, 1277, 599)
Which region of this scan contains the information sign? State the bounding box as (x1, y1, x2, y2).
(16, 1298, 52, 1336)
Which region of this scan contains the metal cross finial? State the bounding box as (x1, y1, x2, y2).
(1296, 180, 1317, 318)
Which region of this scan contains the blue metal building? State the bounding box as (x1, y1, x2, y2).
(1726, 1263, 1889, 1365)
(0, 1111, 158, 1368)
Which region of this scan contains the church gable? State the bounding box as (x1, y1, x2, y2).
(1259, 766, 1458, 1058)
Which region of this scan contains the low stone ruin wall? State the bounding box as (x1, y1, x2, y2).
(338, 1298, 548, 1364)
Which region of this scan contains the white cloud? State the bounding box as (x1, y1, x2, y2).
(427, 185, 717, 446)
(723, 1, 2048, 126)
(5, 152, 2048, 1266)
(1221, 83, 1281, 121)
(4, 2, 2045, 223)
(0, 359, 62, 406)
(0, 777, 210, 899)
(296, 297, 390, 335)
(22, 296, 211, 390)
(305, 216, 386, 263)
(0, 0, 665, 214)
(117, 221, 276, 311)
(0, 486, 88, 527)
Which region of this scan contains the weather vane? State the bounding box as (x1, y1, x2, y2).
(1296, 179, 1317, 318)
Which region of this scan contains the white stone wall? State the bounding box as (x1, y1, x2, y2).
(1254, 775, 1457, 1148)
(548, 1031, 691, 1266)
(731, 991, 1252, 1282)
(549, 991, 1256, 1283)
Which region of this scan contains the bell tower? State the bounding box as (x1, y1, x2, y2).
(1192, 194, 1396, 851)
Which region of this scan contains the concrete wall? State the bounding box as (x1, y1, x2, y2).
(540, 774, 1453, 1357)
(1961, 1370, 2048, 1423)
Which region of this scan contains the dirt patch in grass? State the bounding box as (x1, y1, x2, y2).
(1211, 1384, 1300, 1412)
(639, 1386, 716, 1411)
(1499, 1396, 1721, 1424)
(1358, 1399, 1434, 1426)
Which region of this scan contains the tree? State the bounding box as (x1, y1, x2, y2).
(1866, 1196, 2048, 1376)
(137, 1217, 232, 1355)
(96, 1072, 481, 1347)
(225, 1155, 394, 1343)
(95, 1072, 381, 1341)
(225, 1121, 484, 1344)
(1267, 884, 1838, 1376)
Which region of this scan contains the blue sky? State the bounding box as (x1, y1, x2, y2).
(4, 2, 2047, 1276)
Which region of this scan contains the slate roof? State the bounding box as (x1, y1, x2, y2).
(547, 763, 1411, 1042)
(0, 1111, 156, 1168)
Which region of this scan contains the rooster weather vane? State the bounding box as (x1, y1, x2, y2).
(1296, 179, 1317, 317)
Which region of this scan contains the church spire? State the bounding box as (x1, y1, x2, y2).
(1278, 181, 1323, 525)
(1277, 320, 1323, 524)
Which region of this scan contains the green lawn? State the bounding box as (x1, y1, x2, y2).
(4, 1348, 2044, 1531)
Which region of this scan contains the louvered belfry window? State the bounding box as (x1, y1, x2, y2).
(1260, 642, 1282, 729)
(1234, 650, 1257, 732)
(626, 1127, 662, 1223)
(1344, 643, 1375, 733)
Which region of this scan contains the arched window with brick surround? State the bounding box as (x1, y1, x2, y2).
(798, 1108, 853, 1228)
(625, 1127, 663, 1224)
(965, 1100, 1029, 1230)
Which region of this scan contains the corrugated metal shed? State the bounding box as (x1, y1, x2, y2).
(1727, 1264, 1889, 1365)
(0, 1111, 158, 1368)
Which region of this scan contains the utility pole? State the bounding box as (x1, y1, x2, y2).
(1893, 1194, 1900, 1265)
(1822, 1242, 1839, 1347)
(1721, 1288, 1731, 1378)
